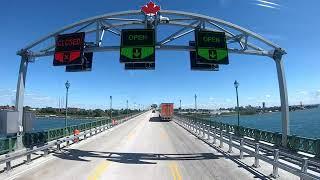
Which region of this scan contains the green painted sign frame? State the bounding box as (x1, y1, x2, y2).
(195, 30, 229, 65)
(120, 29, 155, 63)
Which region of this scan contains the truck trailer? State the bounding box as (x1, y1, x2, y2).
(160, 103, 174, 120)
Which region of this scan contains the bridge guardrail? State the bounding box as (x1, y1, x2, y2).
(0, 112, 142, 155)
(177, 114, 320, 157)
(0, 111, 145, 172)
(174, 114, 320, 179)
(0, 137, 17, 155)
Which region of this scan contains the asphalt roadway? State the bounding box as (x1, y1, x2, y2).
(5, 111, 261, 180)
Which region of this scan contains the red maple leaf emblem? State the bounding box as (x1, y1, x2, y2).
(141, 1, 160, 15)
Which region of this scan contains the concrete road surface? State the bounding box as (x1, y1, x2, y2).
(4, 111, 265, 180)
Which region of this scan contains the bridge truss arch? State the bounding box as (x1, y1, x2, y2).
(15, 9, 289, 146)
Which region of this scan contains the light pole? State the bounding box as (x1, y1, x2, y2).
(179, 99, 182, 112)
(65, 80, 70, 135)
(110, 96, 112, 119)
(126, 100, 129, 117)
(194, 94, 197, 113)
(234, 80, 240, 127)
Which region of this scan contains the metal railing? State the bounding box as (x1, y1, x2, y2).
(0, 137, 17, 155)
(177, 114, 320, 157)
(174, 114, 320, 180)
(0, 112, 142, 155)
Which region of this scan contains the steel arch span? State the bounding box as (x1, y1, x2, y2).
(15, 9, 289, 147)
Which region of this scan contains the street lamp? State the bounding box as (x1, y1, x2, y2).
(194, 94, 197, 112)
(234, 80, 240, 128)
(65, 80, 70, 135)
(110, 96, 112, 119)
(126, 100, 129, 117)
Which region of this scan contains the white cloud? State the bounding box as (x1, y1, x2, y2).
(256, 0, 280, 6)
(255, 3, 278, 9)
(265, 94, 271, 98)
(254, 0, 281, 10)
(297, 90, 308, 95)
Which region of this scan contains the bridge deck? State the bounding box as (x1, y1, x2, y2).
(4, 111, 270, 180)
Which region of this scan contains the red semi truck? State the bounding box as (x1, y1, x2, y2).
(160, 103, 174, 120)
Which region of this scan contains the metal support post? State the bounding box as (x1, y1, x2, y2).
(219, 131, 223, 148)
(26, 154, 31, 164)
(44, 149, 49, 156)
(253, 143, 260, 168)
(201, 124, 205, 138)
(6, 160, 11, 172)
(240, 138, 244, 159)
(57, 144, 61, 151)
(271, 149, 280, 178)
(213, 128, 216, 144)
(206, 125, 210, 140)
(15, 56, 29, 149)
(228, 134, 233, 153)
(274, 53, 289, 147)
(300, 158, 308, 180)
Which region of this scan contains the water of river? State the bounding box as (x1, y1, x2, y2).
(31, 107, 320, 138)
(210, 107, 320, 138)
(33, 117, 94, 131)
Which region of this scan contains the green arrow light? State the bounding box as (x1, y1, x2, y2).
(134, 49, 141, 57)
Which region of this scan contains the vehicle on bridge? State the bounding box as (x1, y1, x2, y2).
(159, 103, 174, 120)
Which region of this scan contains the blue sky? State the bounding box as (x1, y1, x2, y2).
(1, 0, 320, 109)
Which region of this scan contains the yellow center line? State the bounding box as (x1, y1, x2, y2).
(169, 162, 182, 180)
(160, 130, 168, 140)
(87, 161, 111, 180)
(173, 163, 182, 180)
(127, 131, 134, 140)
(170, 163, 177, 180)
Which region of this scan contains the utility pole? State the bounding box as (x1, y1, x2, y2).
(179, 99, 182, 111)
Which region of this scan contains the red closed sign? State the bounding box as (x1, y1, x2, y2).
(53, 32, 85, 66)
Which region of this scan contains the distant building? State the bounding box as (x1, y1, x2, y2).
(0, 105, 15, 111)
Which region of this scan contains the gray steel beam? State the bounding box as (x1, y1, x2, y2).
(30, 45, 269, 58)
(20, 10, 283, 53)
(160, 10, 283, 50)
(15, 56, 28, 149)
(22, 10, 141, 51)
(158, 20, 199, 45)
(274, 54, 289, 147)
(38, 21, 265, 54)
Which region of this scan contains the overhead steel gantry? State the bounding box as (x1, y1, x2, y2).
(15, 9, 288, 146)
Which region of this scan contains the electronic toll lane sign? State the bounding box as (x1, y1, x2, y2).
(189, 41, 219, 71)
(53, 32, 85, 66)
(195, 30, 229, 64)
(120, 29, 155, 63)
